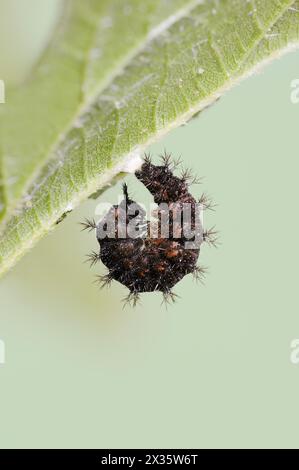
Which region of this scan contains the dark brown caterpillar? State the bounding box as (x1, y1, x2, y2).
(82, 153, 216, 306)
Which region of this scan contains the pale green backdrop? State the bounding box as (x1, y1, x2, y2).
(0, 1, 299, 449)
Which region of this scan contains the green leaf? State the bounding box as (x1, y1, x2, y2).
(0, 0, 298, 277)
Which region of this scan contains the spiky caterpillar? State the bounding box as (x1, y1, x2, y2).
(82, 153, 216, 306)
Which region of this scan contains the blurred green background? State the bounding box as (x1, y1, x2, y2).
(1, 0, 299, 449)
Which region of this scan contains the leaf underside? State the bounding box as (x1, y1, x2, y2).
(0, 0, 298, 277)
